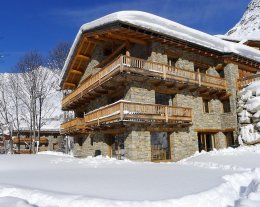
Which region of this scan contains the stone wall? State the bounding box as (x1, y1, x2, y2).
(124, 128, 151, 161)
(214, 132, 227, 149)
(71, 42, 239, 161)
(148, 42, 167, 64)
(79, 46, 104, 83)
(124, 81, 155, 104)
(74, 133, 109, 157)
(170, 128, 197, 161)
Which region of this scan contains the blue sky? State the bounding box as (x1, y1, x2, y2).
(0, 0, 250, 72)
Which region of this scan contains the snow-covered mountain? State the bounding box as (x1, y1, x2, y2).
(226, 0, 260, 41)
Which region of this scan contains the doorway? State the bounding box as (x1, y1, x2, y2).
(108, 135, 125, 160)
(151, 132, 171, 161)
(198, 133, 215, 152)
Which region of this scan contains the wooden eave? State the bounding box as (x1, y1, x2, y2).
(223, 54, 260, 72)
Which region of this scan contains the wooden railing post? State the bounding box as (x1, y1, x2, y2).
(165, 106, 168, 123)
(163, 65, 166, 80)
(120, 102, 124, 121)
(197, 69, 201, 86)
(97, 110, 100, 126)
(120, 56, 124, 72)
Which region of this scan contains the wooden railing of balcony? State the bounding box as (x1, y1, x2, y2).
(84, 101, 192, 127)
(62, 55, 227, 109)
(60, 118, 85, 134)
(237, 74, 260, 89)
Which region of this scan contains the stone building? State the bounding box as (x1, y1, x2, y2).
(60, 11, 260, 162)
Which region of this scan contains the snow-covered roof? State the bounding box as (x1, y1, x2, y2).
(60, 11, 260, 87)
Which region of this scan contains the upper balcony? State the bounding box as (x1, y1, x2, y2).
(84, 100, 192, 128)
(62, 55, 227, 110)
(60, 118, 85, 135)
(237, 74, 260, 89)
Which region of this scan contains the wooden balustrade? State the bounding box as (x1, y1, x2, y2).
(62, 55, 227, 109)
(84, 101, 192, 127)
(237, 74, 260, 89)
(60, 118, 85, 134)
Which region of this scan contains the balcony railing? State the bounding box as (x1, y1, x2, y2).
(237, 74, 260, 89)
(62, 55, 227, 109)
(60, 118, 85, 134)
(84, 101, 192, 127)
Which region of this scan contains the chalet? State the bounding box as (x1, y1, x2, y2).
(60, 11, 260, 161)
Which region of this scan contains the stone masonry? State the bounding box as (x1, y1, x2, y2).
(71, 42, 239, 161)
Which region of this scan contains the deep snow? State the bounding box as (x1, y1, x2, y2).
(0, 146, 260, 207)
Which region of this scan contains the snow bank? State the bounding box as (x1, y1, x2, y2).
(37, 151, 71, 157)
(238, 81, 260, 144)
(0, 196, 36, 207)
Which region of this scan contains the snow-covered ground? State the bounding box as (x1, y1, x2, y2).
(0, 146, 260, 207)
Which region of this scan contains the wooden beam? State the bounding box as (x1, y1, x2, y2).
(96, 42, 127, 68)
(77, 54, 90, 60)
(64, 82, 76, 88)
(84, 37, 106, 46)
(70, 69, 83, 75)
(107, 32, 148, 45)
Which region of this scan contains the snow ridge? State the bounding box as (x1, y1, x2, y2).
(227, 0, 260, 41)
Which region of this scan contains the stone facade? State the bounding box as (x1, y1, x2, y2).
(70, 42, 239, 162)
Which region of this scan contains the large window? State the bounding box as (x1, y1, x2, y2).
(151, 132, 171, 161)
(224, 132, 235, 147)
(198, 133, 215, 152)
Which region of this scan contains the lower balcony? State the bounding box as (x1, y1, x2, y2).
(84, 101, 192, 128)
(60, 118, 86, 134)
(237, 74, 260, 89)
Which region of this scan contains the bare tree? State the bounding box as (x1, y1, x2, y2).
(17, 51, 44, 153)
(36, 68, 56, 145)
(0, 75, 14, 153)
(8, 73, 21, 153)
(48, 41, 71, 73)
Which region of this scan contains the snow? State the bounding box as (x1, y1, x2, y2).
(0, 68, 63, 134)
(1, 146, 260, 206)
(226, 0, 260, 41)
(60, 11, 260, 86)
(238, 80, 260, 143)
(246, 97, 260, 113)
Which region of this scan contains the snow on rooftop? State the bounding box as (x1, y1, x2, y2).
(60, 11, 260, 86)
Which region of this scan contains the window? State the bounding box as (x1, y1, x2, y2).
(203, 99, 210, 113)
(78, 137, 83, 147)
(151, 132, 171, 161)
(224, 132, 235, 147)
(155, 93, 171, 105)
(222, 100, 231, 113)
(198, 133, 215, 152)
(90, 137, 94, 146)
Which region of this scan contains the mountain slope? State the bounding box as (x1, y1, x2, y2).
(226, 0, 260, 40)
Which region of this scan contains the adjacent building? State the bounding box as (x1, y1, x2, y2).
(60, 11, 260, 161)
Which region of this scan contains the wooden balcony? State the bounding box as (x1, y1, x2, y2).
(84, 101, 192, 128)
(237, 74, 260, 89)
(62, 55, 227, 110)
(60, 118, 86, 134)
